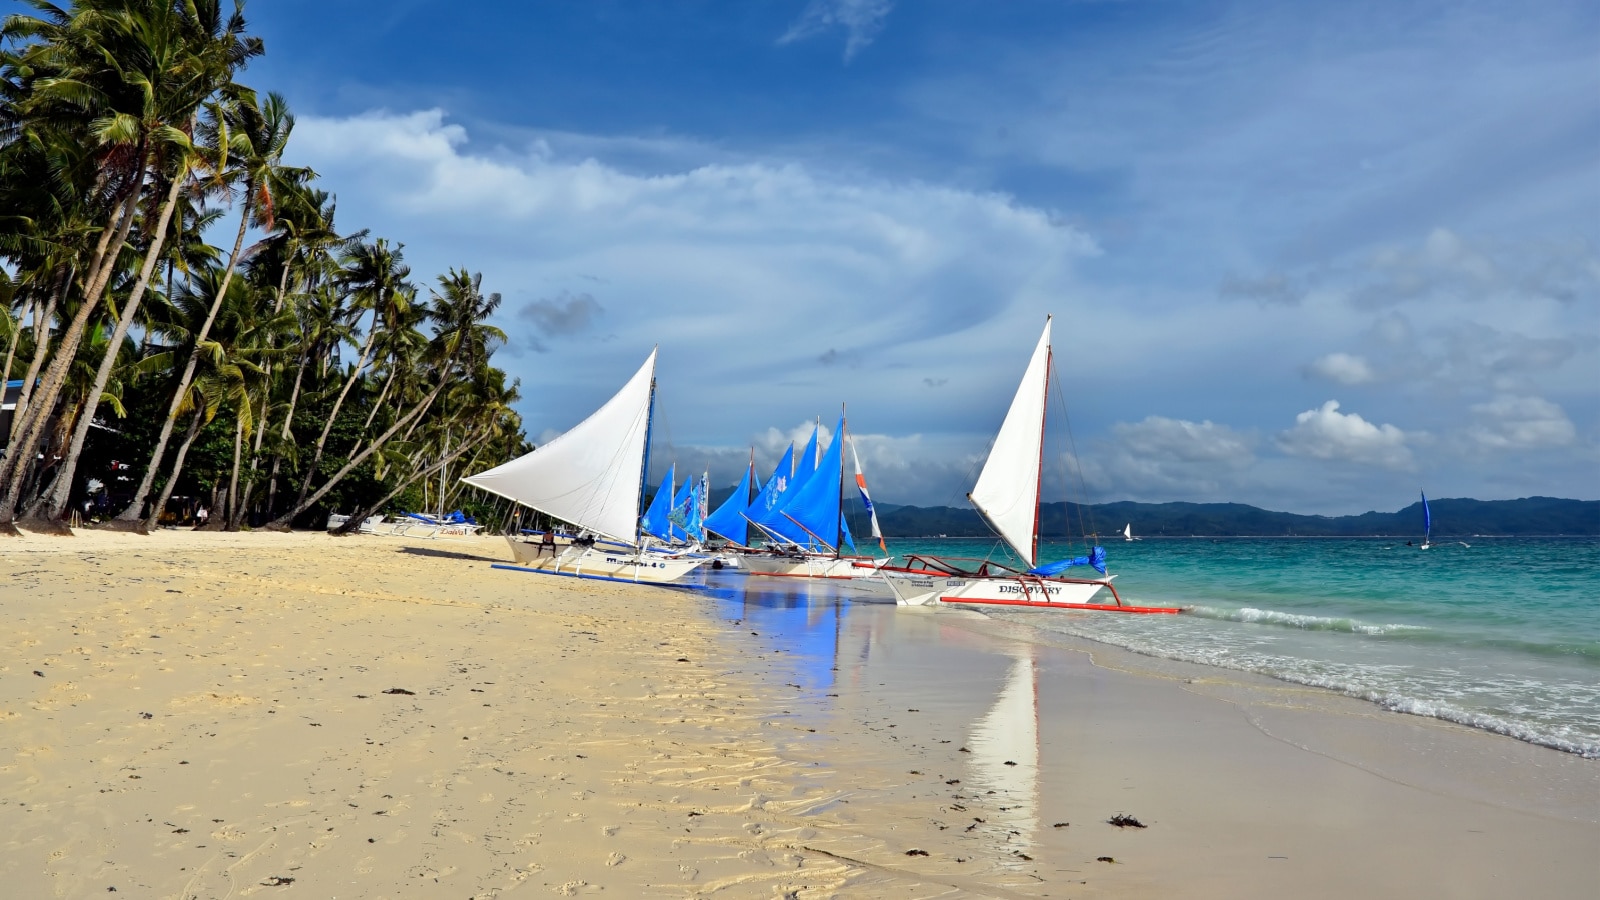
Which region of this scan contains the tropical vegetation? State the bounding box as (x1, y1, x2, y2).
(0, 0, 528, 535)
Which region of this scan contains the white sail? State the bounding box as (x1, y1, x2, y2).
(969, 318, 1052, 568)
(462, 350, 656, 545)
(1124, 523, 1133, 541)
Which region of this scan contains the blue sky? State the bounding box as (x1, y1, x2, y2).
(58, 0, 1600, 511)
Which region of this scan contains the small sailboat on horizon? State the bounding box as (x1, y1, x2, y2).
(1419, 490, 1432, 550)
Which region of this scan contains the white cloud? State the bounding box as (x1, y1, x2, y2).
(290, 109, 1100, 464)
(1276, 400, 1415, 469)
(1347, 228, 1598, 310)
(1307, 352, 1377, 385)
(1113, 416, 1255, 463)
(779, 0, 894, 61)
(1467, 395, 1577, 450)
(1070, 416, 1259, 501)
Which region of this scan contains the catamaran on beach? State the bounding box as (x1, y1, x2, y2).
(878, 317, 1178, 614)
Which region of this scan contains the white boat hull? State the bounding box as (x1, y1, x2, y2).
(502, 536, 706, 584)
(880, 569, 1108, 607)
(877, 568, 1176, 614)
(729, 551, 890, 580)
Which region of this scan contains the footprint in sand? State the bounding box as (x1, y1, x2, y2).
(605, 851, 626, 867)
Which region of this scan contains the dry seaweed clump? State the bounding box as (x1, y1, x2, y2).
(1107, 814, 1146, 828)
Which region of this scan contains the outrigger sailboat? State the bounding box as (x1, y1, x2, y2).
(878, 317, 1177, 613)
(461, 349, 708, 584)
(704, 416, 890, 580)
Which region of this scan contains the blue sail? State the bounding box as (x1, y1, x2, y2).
(1422, 490, 1431, 538)
(640, 465, 675, 541)
(793, 424, 820, 488)
(745, 444, 795, 531)
(773, 415, 846, 551)
(667, 476, 696, 542)
(685, 479, 705, 542)
(840, 512, 856, 554)
(704, 463, 753, 545)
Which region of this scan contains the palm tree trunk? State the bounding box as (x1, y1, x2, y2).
(10, 265, 68, 441)
(142, 406, 207, 532)
(0, 187, 142, 527)
(43, 169, 188, 520)
(1, 294, 29, 389)
(235, 257, 296, 525)
(232, 383, 271, 530)
(116, 194, 254, 522)
(289, 319, 378, 514)
(225, 413, 244, 526)
(263, 341, 313, 517)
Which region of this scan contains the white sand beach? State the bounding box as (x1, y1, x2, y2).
(2, 530, 1595, 898)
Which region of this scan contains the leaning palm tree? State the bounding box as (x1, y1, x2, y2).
(39, 131, 200, 522)
(116, 90, 306, 526)
(286, 237, 411, 515)
(266, 268, 503, 529)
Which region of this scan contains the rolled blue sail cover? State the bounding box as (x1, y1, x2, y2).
(1027, 546, 1107, 577)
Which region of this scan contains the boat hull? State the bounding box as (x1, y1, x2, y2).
(878, 568, 1179, 614)
(502, 536, 706, 584)
(735, 552, 885, 579)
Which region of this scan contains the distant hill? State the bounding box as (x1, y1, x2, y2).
(874, 496, 1598, 538)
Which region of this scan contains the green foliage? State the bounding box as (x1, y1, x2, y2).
(0, 2, 529, 528)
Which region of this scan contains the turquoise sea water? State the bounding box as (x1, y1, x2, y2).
(872, 536, 1600, 758)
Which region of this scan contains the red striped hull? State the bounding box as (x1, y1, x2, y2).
(939, 596, 1181, 614)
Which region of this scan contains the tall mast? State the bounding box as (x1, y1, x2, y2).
(836, 405, 847, 557)
(635, 352, 659, 543)
(1033, 344, 1050, 565)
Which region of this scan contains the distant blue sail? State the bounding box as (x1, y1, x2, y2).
(793, 424, 820, 488)
(685, 479, 705, 542)
(1422, 490, 1431, 536)
(839, 512, 856, 554)
(773, 415, 846, 551)
(1028, 546, 1107, 577)
(641, 465, 675, 541)
(667, 476, 696, 543)
(704, 463, 754, 545)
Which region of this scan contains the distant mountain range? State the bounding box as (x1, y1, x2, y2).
(871, 496, 1598, 538)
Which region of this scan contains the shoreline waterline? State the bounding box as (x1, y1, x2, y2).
(879, 535, 1600, 760)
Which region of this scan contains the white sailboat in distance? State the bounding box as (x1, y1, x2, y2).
(461, 349, 707, 584)
(877, 317, 1178, 613)
(1123, 523, 1134, 542)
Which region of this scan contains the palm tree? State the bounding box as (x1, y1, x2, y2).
(286, 237, 411, 515)
(267, 269, 503, 529)
(117, 89, 304, 525)
(39, 128, 198, 521)
(0, 0, 263, 529)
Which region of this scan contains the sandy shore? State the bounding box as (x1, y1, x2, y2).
(3, 530, 1595, 898)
